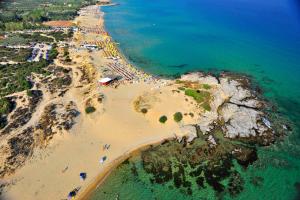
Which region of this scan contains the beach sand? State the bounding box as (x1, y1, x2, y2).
(2, 5, 201, 200)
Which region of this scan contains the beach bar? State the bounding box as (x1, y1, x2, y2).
(98, 76, 117, 85)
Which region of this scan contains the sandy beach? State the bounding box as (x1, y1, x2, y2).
(1, 0, 298, 199)
(2, 4, 201, 200)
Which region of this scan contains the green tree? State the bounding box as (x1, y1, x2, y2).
(0, 98, 12, 115)
(173, 112, 183, 122)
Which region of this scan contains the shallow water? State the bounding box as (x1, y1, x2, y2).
(91, 0, 300, 199)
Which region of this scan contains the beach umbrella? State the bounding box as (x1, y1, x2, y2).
(67, 187, 80, 200)
(99, 156, 107, 164)
(79, 172, 87, 180)
(68, 191, 76, 199)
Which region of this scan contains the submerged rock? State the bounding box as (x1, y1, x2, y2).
(250, 176, 264, 187)
(140, 72, 286, 198)
(207, 135, 217, 147)
(228, 171, 244, 197)
(141, 131, 259, 197)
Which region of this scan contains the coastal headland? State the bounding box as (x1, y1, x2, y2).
(0, 3, 288, 200)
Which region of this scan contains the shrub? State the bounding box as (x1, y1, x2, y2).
(141, 108, 148, 114)
(159, 115, 167, 123)
(185, 89, 204, 103)
(48, 44, 58, 61)
(85, 106, 96, 114)
(65, 55, 72, 62)
(27, 90, 33, 97)
(202, 102, 211, 111)
(0, 116, 7, 129)
(202, 84, 211, 90)
(173, 112, 183, 122)
(0, 98, 12, 115)
(175, 80, 184, 84)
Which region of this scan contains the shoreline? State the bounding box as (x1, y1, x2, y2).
(75, 4, 267, 199)
(1, 2, 286, 200)
(77, 138, 172, 200)
(2, 4, 200, 198)
(75, 4, 172, 198)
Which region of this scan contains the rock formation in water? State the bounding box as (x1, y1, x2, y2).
(141, 72, 289, 197)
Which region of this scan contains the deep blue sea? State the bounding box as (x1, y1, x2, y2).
(91, 0, 300, 199)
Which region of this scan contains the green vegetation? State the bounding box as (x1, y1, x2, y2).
(173, 112, 183, 122)
(48, 43, 59, 60)
(0, 33, 53, 46)
(176, 80, 212, 111)
(0, 60, 50, 96)
(0, 47, 32, 62)
(0, 43, 58, 96)
(185, 89, 210, 103)
(184, 88, 211, 111)
(63, 47, 69, 57)
(0, 0, 86, 98)
(48, 31, 72, 41)
(63, 47, 72, 62)
(0, 98, 12, 115)
(0, 35, 28, 46)
(141, 108, 148, 114)
(0, 0, 83, 103)
(0, 116, 7, 129)
(0, 31, 72, 46)
(0, 0, 98, 31)
(202, 84, 211, 90)
(159, 115, 168, 123)
(26, 90, 33, 97)
(175, 80, 184, 84)
(202, 102, 211, 112)
(85, 106, 96, 114)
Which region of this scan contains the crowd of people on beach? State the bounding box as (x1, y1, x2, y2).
(76, 5, 159, 85)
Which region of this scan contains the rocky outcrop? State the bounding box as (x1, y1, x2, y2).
(180, 72, 275, 144)
(220, 103, 262, 138)
(140, 71, 287, 197)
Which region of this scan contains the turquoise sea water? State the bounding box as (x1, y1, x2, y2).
(91, 0, 300, 199)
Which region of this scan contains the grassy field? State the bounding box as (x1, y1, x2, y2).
(185, 89, 211, 111)
(175, 80, 212, 111)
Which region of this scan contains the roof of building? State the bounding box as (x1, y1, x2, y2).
(99, 77, 112, 83)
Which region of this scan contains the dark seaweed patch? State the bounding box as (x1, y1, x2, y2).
(141, 129, 262, 198)
(131, 164, 138, 177)
(250, 176, 264, 187)
(294, 182, 300, 200)
(168, 64, 188, 68)
(228, 171, 244, 197)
